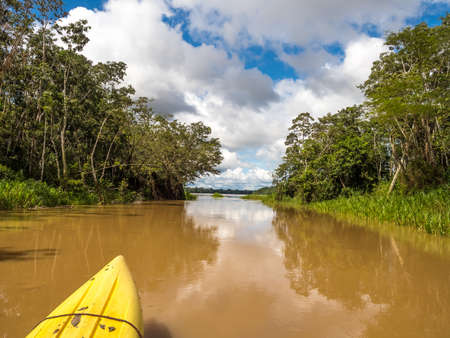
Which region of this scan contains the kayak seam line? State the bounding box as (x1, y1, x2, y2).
(31, 313, 143, 338)
(90, 271, 119, 338)
(54, 276, 96, 338)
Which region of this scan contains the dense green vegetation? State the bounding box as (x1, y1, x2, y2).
(241, 194, 264, 200)
(0, 0, 222, 208)
(255, 185, 448, 235)
(305, 185, 449, 236)
(184, 191, 198, 201)
(273, 16, 449, 235)
(252, 186, 274, 195)
(211, 192, 224, 198)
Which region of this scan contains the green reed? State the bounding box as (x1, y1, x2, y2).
(304, 186, 449, 236)
(0, 179, 69, 209)
(242, 186, 449, 236)
(0, 179, 99, 210)
(241, 194, 274, 202)
(185, 191, 198, 200)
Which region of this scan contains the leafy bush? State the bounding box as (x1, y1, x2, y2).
(0, 179, 69, 209)
(0, 177, 100, 210)
(185, 191, 198, 200)
(0, 165, 22, 180)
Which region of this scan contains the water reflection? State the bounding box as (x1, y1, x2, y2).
(186, 195, 275, 243)
(159, 196, 380, 338)
(0, 197, 449, 338)
(0, 203, 218, 337)
(0, 247, 58, 261)
(273, 209, 450, 338)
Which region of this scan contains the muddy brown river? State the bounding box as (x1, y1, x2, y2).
(0, 195, 449, 337)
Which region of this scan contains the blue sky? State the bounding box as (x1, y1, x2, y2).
(63, 0, 449, 189)
(65, 0, 448, 82)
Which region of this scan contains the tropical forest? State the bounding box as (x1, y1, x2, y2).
(1, 1, 450, 337)
(0, 0, 222, 208)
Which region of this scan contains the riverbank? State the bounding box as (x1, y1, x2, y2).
(244, 185, 449, 236)
(0, 176, 202, 210)
(0, 179, 99, 210)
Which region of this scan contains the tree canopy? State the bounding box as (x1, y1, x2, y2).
(275, 15, 449, 202)
(0, 0, 222, 201)
(361, 15, 449, 190)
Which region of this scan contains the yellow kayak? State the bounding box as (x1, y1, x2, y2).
(27, 255, 143, 337)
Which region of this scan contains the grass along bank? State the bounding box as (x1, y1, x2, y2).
(243, 186, 449, 236)
(185, 191, 198, 200)
(0, 177, 203, 209)
(241, 194, 272, 201)
(0, 179, 99, 210)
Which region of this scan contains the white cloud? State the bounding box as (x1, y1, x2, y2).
(172, 0, 430, 47)
(218, 149, 248, 170)
(196, 168, 273, 190)
(61, 0, 440, 189)
(256, 138, 286, 163)
(64, 0, 279, 114)
(183, 35, 387, 176)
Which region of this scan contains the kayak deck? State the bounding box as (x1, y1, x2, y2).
(27, 255, 143, 337)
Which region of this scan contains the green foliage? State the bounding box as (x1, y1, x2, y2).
(212, 192, 224, 198)
(305, 185, 449, 236)
(187, 187, 254, 194)
(65, 179, 99, 205)
(0, 177, 99, 210)
(273, 16, 449, 236)
(252, 186, 275, 195)
(0, 1, 222, 204)
(185, 191, 198, 200)
(0, 165, 22, 180)
(361, 15, 449, 189)
(241, 194, 275, 202)
(275, 106, 384, 202)
(130, 114, 222, 200)
(258, 184, 449, 236)
(0, 179, 69, 209)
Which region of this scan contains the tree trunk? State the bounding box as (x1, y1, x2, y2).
(100, 131, 118, 182)
(50, 115, 61, 181)
(388, 156, 405, 195)
(90, 116, 109, 202)
(40, 114, 47, 181)
(90, 116, 108, 185)
(60, 68, 68, 180)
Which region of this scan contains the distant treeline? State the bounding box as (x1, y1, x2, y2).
(0, 0, 222, 206)
(252, 186, 275, 195)
(186, 187, 254, 195)
(274, 16, 449, 203)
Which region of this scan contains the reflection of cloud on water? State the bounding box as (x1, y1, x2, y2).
(177, 197, 392, 337)
(158, 240, 386, 338)
(185, 196, 275, 243)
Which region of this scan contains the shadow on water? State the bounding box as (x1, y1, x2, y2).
(143, 320, 172, 338)
(153, 203, 184, 207)
(0, 225, 29, 231)
(0, 247, 58, 262)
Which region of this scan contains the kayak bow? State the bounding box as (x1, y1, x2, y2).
(27, 255, 143, 337)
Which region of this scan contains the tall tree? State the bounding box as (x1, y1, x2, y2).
(361, 14, 449, 191)
(0, 1, 223, 201)
(275, 106, 383, 202)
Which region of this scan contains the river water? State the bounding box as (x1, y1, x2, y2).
(0, 195, 449, 337)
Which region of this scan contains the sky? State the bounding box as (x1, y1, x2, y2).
(61, 0, 449, 190)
